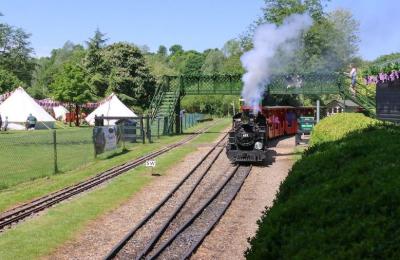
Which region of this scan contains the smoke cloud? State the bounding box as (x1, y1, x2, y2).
(240, 14, 313, 109)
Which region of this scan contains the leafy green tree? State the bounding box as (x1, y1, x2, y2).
(201, 50, 225, 74)
(85, 29, 107, 73)
(145, 54, 177, 83)
(157, 45, 167, 57)
(243, 0, 359, 74)
(222, 55, 244, 74)
(169, 44, 183, 56)
(262, 0, 328, 24)
(181, 51, 205, 74)
(222, 39, 242, 57)
(0, 15, 35, 85)
(84, 29, 108, 97)
(50, 63, 92, 126)
(31, 41, 86, 98)
(101, 42, 156, 108)
(0, 69, 22, 93)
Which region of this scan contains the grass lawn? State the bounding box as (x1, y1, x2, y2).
(0, 127, 94, 189)
(0, 118, 230, 212)
(0, 119, 230, 260)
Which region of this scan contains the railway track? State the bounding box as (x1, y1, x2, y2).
(0, 122, 217, 230)
(105, 135, 251, 260)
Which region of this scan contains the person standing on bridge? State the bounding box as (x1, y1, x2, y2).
(349, 64, 357, 96)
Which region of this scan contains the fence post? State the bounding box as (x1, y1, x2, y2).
(146, 116, 152, 143)
(93, 127, 97, 158)
(140, 117, 145, 144)
(53, 130, 58, 174)
(164, 116, 168, 135)
(121, 124, 126, 150)
(157, 117, 160, 139)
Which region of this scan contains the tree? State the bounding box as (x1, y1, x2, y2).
(31, 41, 86, 98)
(84, 29, 108, 97)
(201, 50, 225, 74)
(169, 44, 183, 56)
(0, 16, 35, 85)
(50, 63, 92, 126)
(222, 39, 242, 57)
(100, 42, 156, 108)
(157, 45, 167, 57)
(0, 69, 22, 93)
(243, 0, 359, 74)
(181, 51, 205, 74)
(85, 28, 107, 73)
(262, 0, 328, 24)
(145, 54, 177, 83)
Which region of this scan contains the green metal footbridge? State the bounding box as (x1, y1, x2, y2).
(148, 73, 376, 134)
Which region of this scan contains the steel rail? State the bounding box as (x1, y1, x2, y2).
(147, 165, 251, 260)
(0, 122, 218, 230)
(134, 140, 226, 259)
(104, 132, 228, 260)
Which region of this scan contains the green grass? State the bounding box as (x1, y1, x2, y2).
(0, 119, 230, 260)
(0, 118, 230, 212)
(246, 114, 400, 259)
(0, 128, 94, 189)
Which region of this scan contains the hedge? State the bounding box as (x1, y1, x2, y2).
(246, 114, 400, 259)
(310, 113, 378, 146)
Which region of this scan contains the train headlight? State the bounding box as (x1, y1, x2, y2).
(254, 141, 263, 150)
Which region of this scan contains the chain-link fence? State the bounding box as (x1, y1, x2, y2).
(0, 129, 92, 189)
(0, 113, 207, 189)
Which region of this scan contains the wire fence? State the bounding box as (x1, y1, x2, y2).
(0, 113, 207, 190)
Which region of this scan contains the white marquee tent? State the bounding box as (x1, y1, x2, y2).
(53, 105, 69, 121)
(0, 87, 56, 130)
(85, 93, 138, 126)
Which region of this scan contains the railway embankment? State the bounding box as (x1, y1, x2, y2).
(246, 113, 400, 259)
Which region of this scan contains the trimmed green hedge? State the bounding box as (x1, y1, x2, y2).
(310, 113, 378, 145)
(246, 114, 400, 259)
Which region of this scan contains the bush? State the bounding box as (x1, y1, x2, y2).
(246, 116, 400, 259)
(310, 113, 378, 146)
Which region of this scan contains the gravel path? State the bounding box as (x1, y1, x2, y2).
(45, 131, 228, 260)
(154, 166, 250, 260)
(192, 136, 296, 260)
(116, 143, 226, 259)
(142, 149, 233, 258)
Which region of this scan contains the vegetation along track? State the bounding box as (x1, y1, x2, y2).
(0, 122, 218, 230)
(105, 136, 251, 260)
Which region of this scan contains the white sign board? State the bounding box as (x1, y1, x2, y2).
(145, 160, 156, 167)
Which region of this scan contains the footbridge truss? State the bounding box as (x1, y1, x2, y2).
(148, 73, 375, 134)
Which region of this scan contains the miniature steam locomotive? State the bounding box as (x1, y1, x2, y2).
(226, 106, 315, 163)
(226, 110, 268, 163)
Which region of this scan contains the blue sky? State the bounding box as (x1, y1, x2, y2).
(1, 0, 398, 61)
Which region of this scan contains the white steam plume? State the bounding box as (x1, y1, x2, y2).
(240, 14, 313, 109)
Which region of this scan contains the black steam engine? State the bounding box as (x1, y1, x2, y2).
(226, 110, 267, 163)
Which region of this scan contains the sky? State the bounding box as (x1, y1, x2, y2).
(0, 0, 398, 61)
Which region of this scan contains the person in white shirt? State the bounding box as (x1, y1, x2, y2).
(349, 64, 357, 96)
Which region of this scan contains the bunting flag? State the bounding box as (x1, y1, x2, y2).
(1, 87, 116, 110)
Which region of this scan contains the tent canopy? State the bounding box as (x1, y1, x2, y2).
(0, 87, 55, 130)
(53, 105, 69, 120)
(85, 93, 137, 125)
